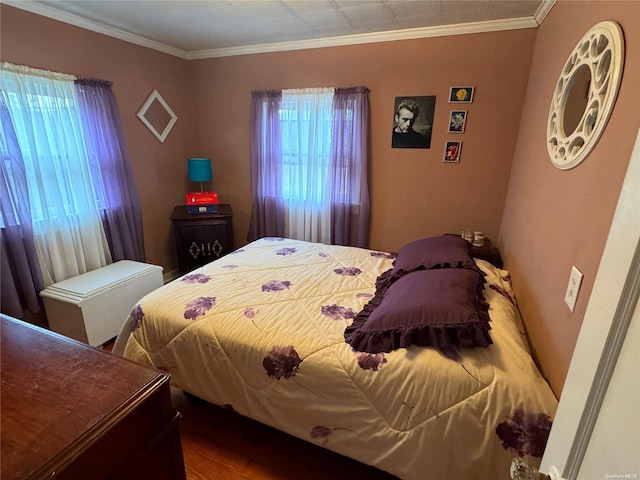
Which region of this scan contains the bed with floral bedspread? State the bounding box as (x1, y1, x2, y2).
(113, 237, 557, 480)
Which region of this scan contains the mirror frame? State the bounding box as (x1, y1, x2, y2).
(136, 89, 178, 143)
(547, 21, 625, 170)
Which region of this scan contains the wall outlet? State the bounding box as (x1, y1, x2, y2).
(564, 266, 583, 312)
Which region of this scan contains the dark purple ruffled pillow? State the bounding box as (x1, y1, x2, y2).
(392, 234, 478, 273)
(344, 268, 491, 353)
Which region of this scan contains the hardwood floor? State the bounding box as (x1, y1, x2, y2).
(171, 388, 399, 480)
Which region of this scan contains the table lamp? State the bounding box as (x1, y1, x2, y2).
(187, 157, 212, 192)
(186, 157, 218, 214)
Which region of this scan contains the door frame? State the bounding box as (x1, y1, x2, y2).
(540, 128, 640, 478)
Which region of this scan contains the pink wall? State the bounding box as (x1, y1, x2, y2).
(1, 5, 535, 265)
(0, 5, 197, 272)
(191, 30, 537, 252)
(500, 0, 640, 396)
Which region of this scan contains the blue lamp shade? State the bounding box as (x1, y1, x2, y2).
(187, 157, 212, 182)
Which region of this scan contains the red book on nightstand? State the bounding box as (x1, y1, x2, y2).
(186, 191, 218, 205)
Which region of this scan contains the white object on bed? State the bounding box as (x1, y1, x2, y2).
(114, 238, 557, 479)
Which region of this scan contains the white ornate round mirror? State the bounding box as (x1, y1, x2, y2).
(547, 21, 625, 170)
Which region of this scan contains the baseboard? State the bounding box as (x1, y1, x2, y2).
(163, 268, 180, 284)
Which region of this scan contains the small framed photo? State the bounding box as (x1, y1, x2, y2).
(449, 86, 474, 103)
(448, 110, 467, 133)
(444, 141, 462, 163)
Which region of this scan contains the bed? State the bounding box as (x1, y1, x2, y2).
(113, 236, 557, 480)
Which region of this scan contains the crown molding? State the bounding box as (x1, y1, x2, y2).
(534, 0, 557, 25)
(6, 0, 542, 61)
(187, 17, 538, 59)
(4, 0, 191, 59)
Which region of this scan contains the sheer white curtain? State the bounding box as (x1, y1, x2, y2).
(1, 64, 111, 286)
(280, 87, 334, 244)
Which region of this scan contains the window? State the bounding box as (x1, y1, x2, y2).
(2, 88, 106, 224)
(2, 64, 144, 299)
(1, 66, 111, 285)
(249, 86, 370, 247)
(279, 90, 333, 203)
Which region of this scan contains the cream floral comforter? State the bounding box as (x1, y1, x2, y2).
(114, 238, 557, 480)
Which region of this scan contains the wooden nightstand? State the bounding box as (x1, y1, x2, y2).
(170, 204, 233, 275)
(471, 237, 503, 269)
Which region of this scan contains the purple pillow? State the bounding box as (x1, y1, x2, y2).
(393, 234, 478, 273)
(344, 268, 491, 353)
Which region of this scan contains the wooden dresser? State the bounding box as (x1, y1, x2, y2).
(0, 315, 186, 480)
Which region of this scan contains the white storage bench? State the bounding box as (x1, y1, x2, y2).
(40, 260, 163, 346)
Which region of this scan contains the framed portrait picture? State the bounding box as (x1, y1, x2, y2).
(444, 141, 462, 163)
(449, 86, 474, 103)
(448, 110, 467, 133)
(391, 95, 436, 149)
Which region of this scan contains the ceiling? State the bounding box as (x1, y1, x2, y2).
(7, 0, 554, 59)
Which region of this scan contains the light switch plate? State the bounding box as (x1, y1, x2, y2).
(564, 265, 583, 312)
